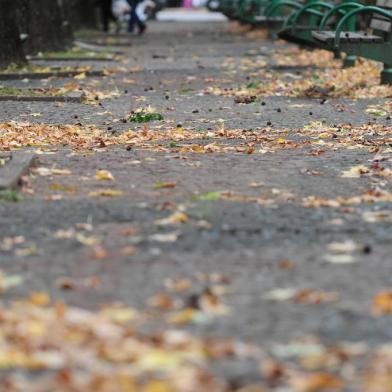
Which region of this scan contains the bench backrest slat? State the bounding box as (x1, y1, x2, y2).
(370, 18, 392, 32)
(376, 0, 392, 9)
(369, 1, 392, 34)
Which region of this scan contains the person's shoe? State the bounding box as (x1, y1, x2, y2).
(138, 24, 147, 36)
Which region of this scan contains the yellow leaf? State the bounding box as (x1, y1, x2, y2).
(144, 380, 172, 392)
(154, 212, 188, 226)
(88, 189, 123, 197)
(341, 165, 369, 178)
(51, 168, 72, 176)
(29, 292, 50, 306)
(74, 72, 86, 80)
(373, 291, 392, 314)
(100, 307, 138, 323)
(318, 132, 330, 139)
(138, 350, 189, 371)
(96, 170, 115, 181)
(75, 233, 101, 246)
(167, 308, 197, 325)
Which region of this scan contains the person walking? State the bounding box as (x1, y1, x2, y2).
(95, 0, 116, 32)
(127, 0, 147, 35)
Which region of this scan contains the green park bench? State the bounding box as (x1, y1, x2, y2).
(221, 0, 244, 19)
(236, 0, 277, 24)
(312, 0, 392, 83)
(208, 0, 237, 18)
(212, 0, 391, 84)
(251, 0, 306, 31)
(277, 0, 360, 66)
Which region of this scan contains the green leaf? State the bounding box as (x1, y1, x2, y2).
(179, 87, 194, 93)
(366, 107, 387, 117)
(192, 191, 221, 201)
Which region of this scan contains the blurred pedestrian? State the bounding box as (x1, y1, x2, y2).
(95, 0, 116, 32)
(127, 0, 147, 35)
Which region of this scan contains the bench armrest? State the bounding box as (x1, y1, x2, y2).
(319, 2, 363, 30)
(237, 0, 270, 19)
(284, 1, 334, 26)
(264, 0, 303, 17)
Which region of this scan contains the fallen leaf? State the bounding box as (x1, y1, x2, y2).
(29, 292, 50, 306)
(88, 189, 123, 197)
(324, 254, 356, 264)
(149, 232, 179, 242)
(366, 107, 387, 117)
(192, 191, 221, 201)
(75, 233, 101, 246)
(35, 167, 71, 176)
(155, 212, 189, 226)
(327, 240, 361, 253)
(95, 170, 114, 181)
(341, 165, 369, 178)
(120, 246, 137, 256)
(265, 288, 338, 303)
(289, 371, 344, 392)
(362, 210, 392, 223)
(293, 289, 339, 304)
(264, 288, 297, 301)
(74, 72, 86, 80)
(154, 182, 177, 189)
(147, 294, 175, 310)
(373, 291, 392, 314)
(164, 278, 192, 293)
(0, 271, 23, 293)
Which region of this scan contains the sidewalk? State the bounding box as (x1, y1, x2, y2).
(157, 8, 228, 21)
(0, 14, 391, 390)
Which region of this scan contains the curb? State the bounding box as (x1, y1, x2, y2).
(0, 153, 37, 190)
(0, 70, 105, 80)
(0, 92, 85, 103)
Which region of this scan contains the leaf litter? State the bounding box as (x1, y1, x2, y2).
(0, 21, 391, 392)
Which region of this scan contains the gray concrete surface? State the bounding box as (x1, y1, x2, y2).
(0, 16, 391, 390)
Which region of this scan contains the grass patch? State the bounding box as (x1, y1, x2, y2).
(129, 111, 164, 123)
(0, 86, 53, 97)
(0, 63, 93, 74)
(192, 191, 221, 201)
(0, 190, 22, 202)
(37, 50, 113, 60)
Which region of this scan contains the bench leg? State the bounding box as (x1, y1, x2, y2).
(381, 64, 392, 85)
(343, 55, 356, 68)
(268, 30, 278, 40)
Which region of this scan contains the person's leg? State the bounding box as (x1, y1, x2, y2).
(128, 0, 146, 34)
(108, 0, 116, 22)
(102, 0, 112, 32)
(127, 0, 135, 32)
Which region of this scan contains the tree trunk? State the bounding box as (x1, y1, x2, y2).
(0, 0, 26, 67)
(17, 0, 73, 55)
(67, 0, 98, 29)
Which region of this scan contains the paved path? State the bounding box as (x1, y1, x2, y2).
(0, 15, 391, 391)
